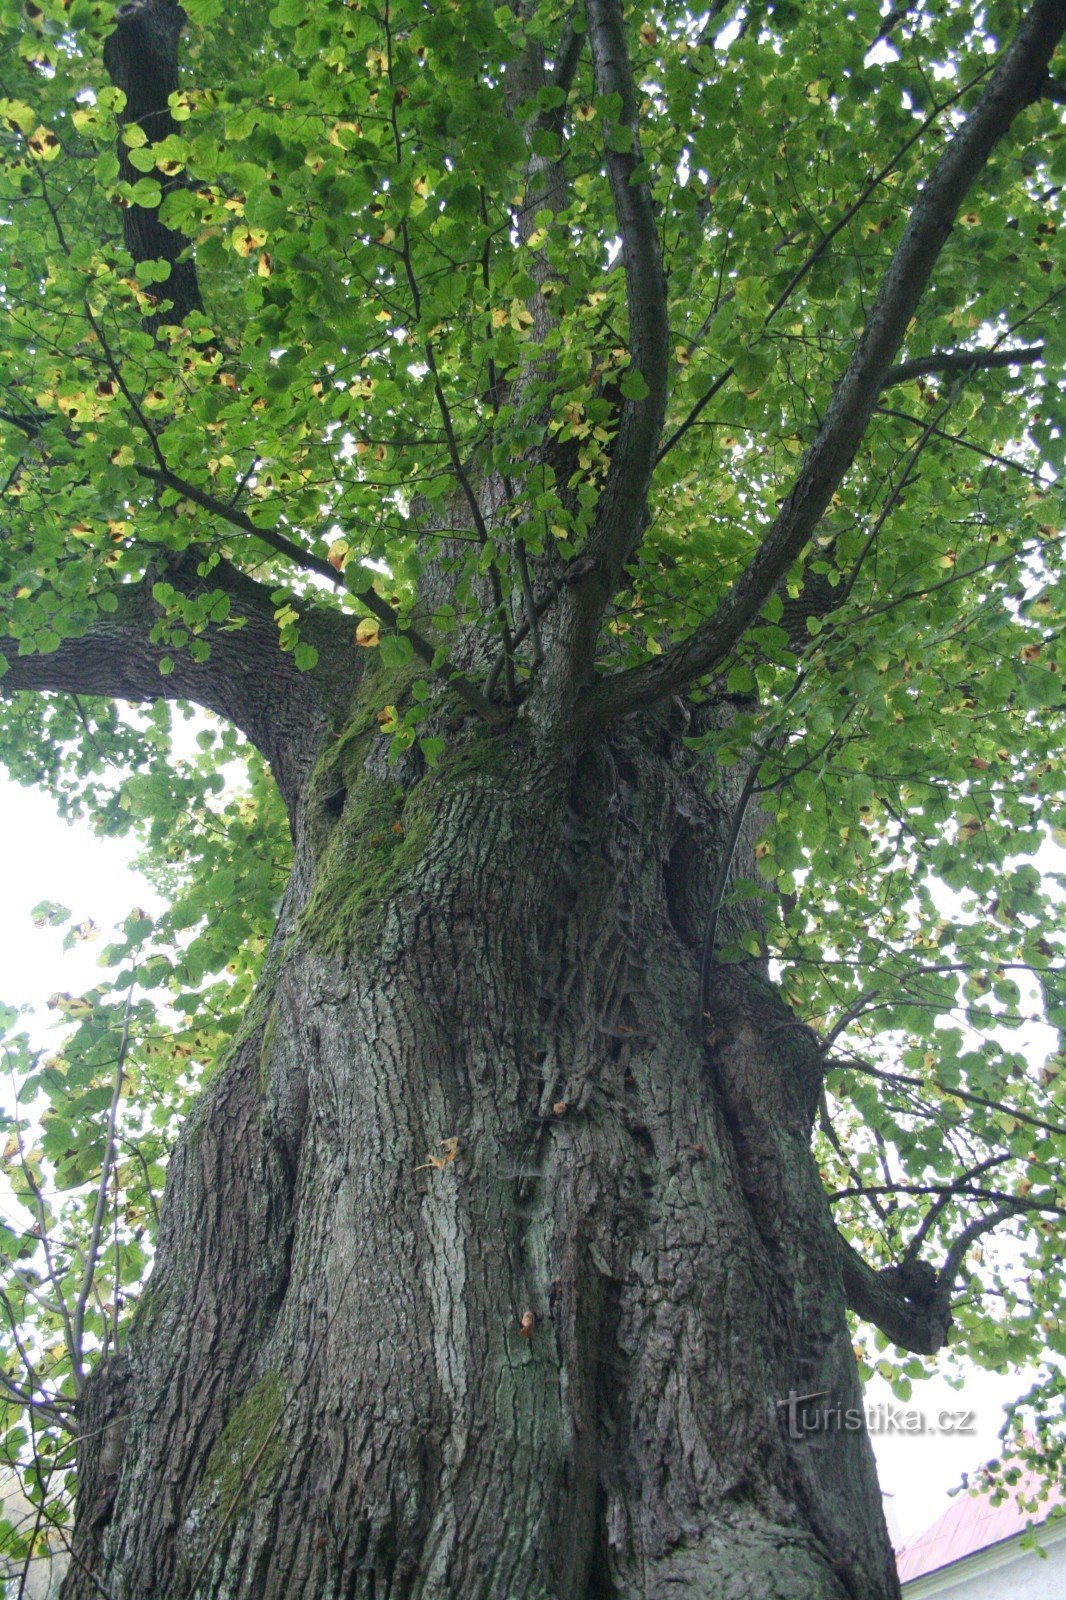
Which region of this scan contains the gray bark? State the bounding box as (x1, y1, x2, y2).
(60, 693, 901, 1600)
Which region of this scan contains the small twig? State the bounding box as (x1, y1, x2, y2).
(657, 68, 997, 471)
(72, 985, 134, 1386)
(829, 1053, 1066, 1140)
(7, 1060, 80, 1391)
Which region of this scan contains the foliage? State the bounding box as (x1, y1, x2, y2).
(0, 0, 1063, 1580)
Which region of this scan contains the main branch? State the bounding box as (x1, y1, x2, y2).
(0, 553, 355, 809)
(582, 0, 1064, 727)
(103, 0, 203, 328)
(544, 0, 669, 710)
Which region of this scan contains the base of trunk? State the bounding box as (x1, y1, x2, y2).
(62, 726, 899, 1600)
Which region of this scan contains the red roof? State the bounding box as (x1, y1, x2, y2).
(896, 1463, 1065, 1583)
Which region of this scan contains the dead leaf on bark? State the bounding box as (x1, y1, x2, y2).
(414, 1136, 459, 1173)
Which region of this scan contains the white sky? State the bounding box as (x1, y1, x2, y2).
(0, 775, 1044, 1546)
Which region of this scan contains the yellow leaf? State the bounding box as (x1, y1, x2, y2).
(47, 993, 92, 1017)
(355, 617, 381, 648)
(232, 226, 267, 257)
(328, 120, 360, 146)
(0, 98, 36, 135)
(169, 90, 199, 122)
(27, 126, 61, 161)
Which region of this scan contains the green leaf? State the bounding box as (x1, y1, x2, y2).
(619, 368, 650, 401)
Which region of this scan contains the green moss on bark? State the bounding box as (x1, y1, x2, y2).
(201, 1372, 286, 1509)
(299, 772, 432, 955)
(300, 670, 529, 957)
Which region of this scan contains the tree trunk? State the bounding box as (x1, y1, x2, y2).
(62, 692, 900, 1600)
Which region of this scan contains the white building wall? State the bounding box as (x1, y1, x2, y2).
(902, 1521, 1066, 1600)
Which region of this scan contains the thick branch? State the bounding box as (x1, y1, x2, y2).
(2, 399, 499, 724)
(103, 0, 203, 327)
(840, 1195, 1042, 1354)
(883, 341, 1045, 387)
(837, 1237, 952, 1354)
(0, 553, 355, 809)
(545, 9, 585, 109)
(582, 0, 1065, 726)
(546, 0, 669, 702)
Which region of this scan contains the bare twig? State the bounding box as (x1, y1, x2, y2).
(71, 986, 134, 1387)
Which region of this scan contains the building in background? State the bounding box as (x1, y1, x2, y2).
(897, 1463, 1065, 1599)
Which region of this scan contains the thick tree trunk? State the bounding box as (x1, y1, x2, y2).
(62, 691, 900, 1600)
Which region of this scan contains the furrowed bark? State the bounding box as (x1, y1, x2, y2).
(581, 0, 1065, 728)
(58, 709, 905, 1600)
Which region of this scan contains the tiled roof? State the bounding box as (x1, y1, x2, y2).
(896, 1463, 1065, 1583)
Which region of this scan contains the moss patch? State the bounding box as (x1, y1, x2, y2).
(128, 1283, 165, 1341)
(432, 720, 530, 784)
(300, 771, 432, 956)
(202, 1372, 286, 1510)
(302, 687, 532, 957)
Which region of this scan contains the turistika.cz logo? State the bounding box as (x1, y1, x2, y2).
(778, 1390, 977, 1441)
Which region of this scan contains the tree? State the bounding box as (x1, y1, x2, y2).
(0, 0, 1063, 1592)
